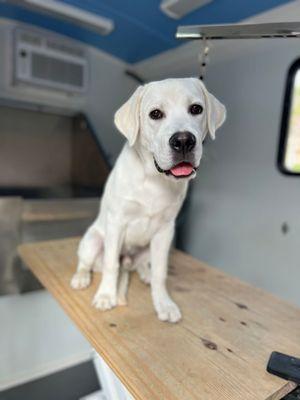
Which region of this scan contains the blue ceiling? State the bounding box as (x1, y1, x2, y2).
(0, 0, 294, 63)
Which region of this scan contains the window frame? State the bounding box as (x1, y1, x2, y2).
(277, 58, 300, 176)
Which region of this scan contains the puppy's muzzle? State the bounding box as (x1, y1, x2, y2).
(154, 131, 198, 179)
(169, 131, 196, 155)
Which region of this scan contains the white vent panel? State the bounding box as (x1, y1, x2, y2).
(31, 53, 84, 89)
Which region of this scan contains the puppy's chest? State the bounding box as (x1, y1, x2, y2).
(123, 199, 180, 249)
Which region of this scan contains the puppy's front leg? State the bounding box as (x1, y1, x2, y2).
(151, 222, 181, 323)
(92, 224, 123, 311)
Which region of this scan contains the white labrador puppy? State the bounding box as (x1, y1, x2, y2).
(71, 78, 226, 323)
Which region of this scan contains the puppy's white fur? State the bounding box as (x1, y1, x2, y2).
(71, 78, 226, 322)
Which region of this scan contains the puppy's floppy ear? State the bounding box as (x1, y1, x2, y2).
(196, 79, 226, 140)
(114, 85, 144, 146)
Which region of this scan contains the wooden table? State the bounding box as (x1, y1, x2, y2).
(19, 238, 300, 400)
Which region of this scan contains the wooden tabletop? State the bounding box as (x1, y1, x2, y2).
(19, 238, 300, 400)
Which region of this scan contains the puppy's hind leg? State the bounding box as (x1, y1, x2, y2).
(117, 255, 131, 306)
(135, 247, 151, 285)
(71, 226, 103, 290)
(117, 270, 129, 306)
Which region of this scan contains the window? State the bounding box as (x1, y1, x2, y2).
(278, 59, 300, 175)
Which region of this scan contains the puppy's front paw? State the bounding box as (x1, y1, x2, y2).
(92, 292, 117, 310)
(70, 271, 91, 290)
(155, 299, 182, 323)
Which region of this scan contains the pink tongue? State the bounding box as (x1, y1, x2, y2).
(170, 162, 194, 177)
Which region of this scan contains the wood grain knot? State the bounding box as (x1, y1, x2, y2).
(235, 302, 248, 310)
(201, 338, 218, 351)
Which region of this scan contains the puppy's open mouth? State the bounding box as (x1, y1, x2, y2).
(154, 159, 197, 178)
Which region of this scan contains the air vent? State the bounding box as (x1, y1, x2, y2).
(31, 53, 84, 88)
(160, 0, 212, 19)
(46, 40, 85, 58)
(14, 29, 88, 93)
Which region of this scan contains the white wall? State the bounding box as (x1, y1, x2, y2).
(84, 46, 136, 163)
(0, 18, 136, 389)
(183, 42, 300, 306)
(133, 0, 300, 306)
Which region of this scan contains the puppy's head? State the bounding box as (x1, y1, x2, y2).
(114, 78, 226, 180)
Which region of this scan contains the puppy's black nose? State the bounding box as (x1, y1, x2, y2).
(169, 131, 196, 154)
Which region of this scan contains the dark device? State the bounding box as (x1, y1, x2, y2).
(267, 352, 300, 384)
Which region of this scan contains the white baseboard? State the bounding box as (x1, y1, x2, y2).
(0, 350, 93, 391)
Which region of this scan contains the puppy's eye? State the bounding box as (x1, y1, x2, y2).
(189, 104, 203, 115)
(149, 109, 164, 120)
